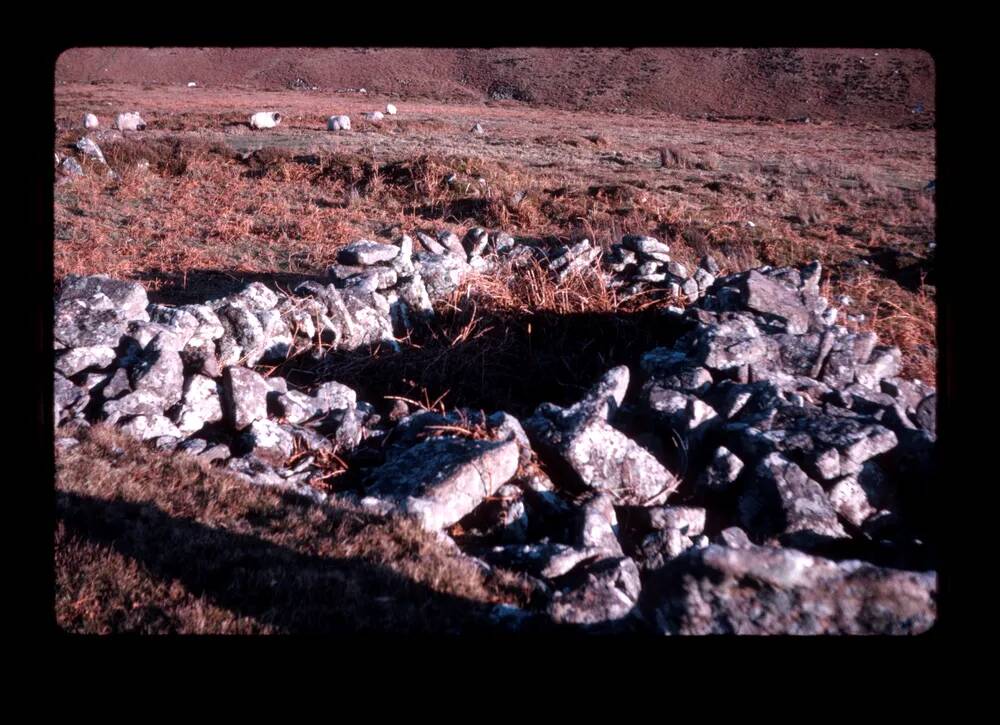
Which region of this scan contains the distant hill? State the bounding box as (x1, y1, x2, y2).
(56, 48, 935, 125)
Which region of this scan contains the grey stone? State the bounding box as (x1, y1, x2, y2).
(366, 436, 521, 531)
(222, 367, 269, 430)
(524, 368, 678, 506)
(414, 251, 471, 299)
(54, 297, 129, 348)
(575, 492, 624, 557)
(337, 240, 400, 266)
(216, 302, 267, 366)
(120, 414, 182, 441)
(174, 374, 224, 434)
(54, 346, 116, 377)
(415, 231, 446, 255)
(437, 231, 467, 259)
(547, 556, 643, 628)
(717, 527, 753, 548)
(244, 419, 295, 465)
(914, 394, 936, 435)
(641, 544, 936, 635)
(695, 446, 745, 493)
(738, 453, 847, 540)
(75, 136, 106, 164)
(462, 227, 490, 258)
(482, 542, 602, 580)
(59, 275, 149, 321)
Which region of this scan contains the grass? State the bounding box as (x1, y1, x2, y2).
(55, 424, 539, 634)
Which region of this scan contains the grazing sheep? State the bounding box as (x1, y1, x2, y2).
(365, 111, 384, 122)
(327, 115, 351, 131)
(385, 103, 397, 115)
(83, 113, 99, 130)
(114, 112, 147, 132)
(249, 111, 282, 129)
(471, 122, 484, 135)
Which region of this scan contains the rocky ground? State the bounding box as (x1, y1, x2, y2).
(54, 230, 937, 633)
(52, 56, 937, 633)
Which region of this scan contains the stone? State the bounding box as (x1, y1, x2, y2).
(415, 231, 446, 255)
(717, 526, 753, 549)
(414, 251, 471, 299)
(232, 282, 279, 311)
(54, 297, 129, 349)
(737, 270, 812, 334)
(738, 453, 847, 540)
(695, 446, 745, 493)
(482, 542, 602, 580)
(216, 303, 267, 366)
(337, 240, 400, 266)
(437, 231, 467, 259)
(244, 419, 295, 465)
(119, 414, 182, 441)
(54, 346, 116, 378)
(174, 374, 223, 434)
(621, 235, 670, 260)
(75, 137, 106, 164)
(365, 436, 521, 531)
(524, 368, 678, 506)
(54, 373, 87, 423)
(575, 493, 624, 557)
(640, 544, 936, 635)
(547, 556, 643, 628)
(60, 157, 83, 177)
(914, 394, 936, 435)
(59, 275, 149, 321)
(222, 367, 269, 430)
(126, 346, 183, 407)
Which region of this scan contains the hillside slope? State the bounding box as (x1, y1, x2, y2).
(55, 47, 935, 125)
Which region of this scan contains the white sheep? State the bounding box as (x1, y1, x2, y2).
(249, 111, 282, 129)
(114, 112, 147, 132)
(385, 103, 397, 115)
(365, 111, 384, 122)
(83, 113, 99, 129)
(327, 115, 351, 131)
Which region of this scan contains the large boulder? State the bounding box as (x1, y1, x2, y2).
(364, 436, 520, 531)
(640, 544, 936, 635)
(524, 367, 678, 506)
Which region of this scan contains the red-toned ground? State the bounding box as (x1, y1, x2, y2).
(56, 48, 935, 126)
(52, 49, 938, 633)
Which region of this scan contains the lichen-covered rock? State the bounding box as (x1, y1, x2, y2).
(414, 251, 472, 299)
(129, 347, 184, 408)
(695, 446, 745, 494)
(174, 374, 224, 434)
(54, 346, 117, 378)
(119, 414, 182, 441)
(575, 492, 624, 557)
(640, 544, 936, 634)
(525, 367, 678, 506)
(244, 419, 295, 465)
(337, 240, 400, 266)
(59, 275, 149, 321)
(54, 297, 130, 349)
(222, 366, 269, 430)
(365, 436, 521, 531)
(547, 556, 643, 628)
(738, 453, 847, 541)
(481, 542, 602, 580)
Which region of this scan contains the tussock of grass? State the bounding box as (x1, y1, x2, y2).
(55, 425, 536, 634)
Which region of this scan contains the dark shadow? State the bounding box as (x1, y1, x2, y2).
(56, 490, 577, 634)
(132, 268, 330, 305)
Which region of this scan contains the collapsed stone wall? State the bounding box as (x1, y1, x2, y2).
(53, 227, 937, 634)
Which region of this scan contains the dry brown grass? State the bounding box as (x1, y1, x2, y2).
(55, 424, 538, 634)
(53, 85, 936, 384)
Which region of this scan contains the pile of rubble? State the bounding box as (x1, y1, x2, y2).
(53, 230, 938, 634)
